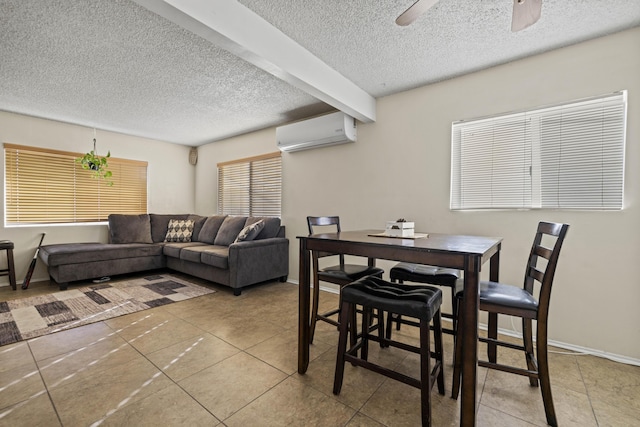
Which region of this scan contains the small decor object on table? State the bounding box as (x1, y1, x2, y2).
(385, 218, 415, 237)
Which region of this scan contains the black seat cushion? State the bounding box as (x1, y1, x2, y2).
(455, 280, 538, 313)
(319, 264, 384, 282)
(390, 262, 459, 286)
(342, 276, 442, 321)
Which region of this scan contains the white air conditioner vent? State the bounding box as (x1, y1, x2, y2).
(276, 112, 356, 152)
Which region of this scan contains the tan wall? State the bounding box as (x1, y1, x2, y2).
(196, 27, 640, 360)
(0, 112, 196, 284)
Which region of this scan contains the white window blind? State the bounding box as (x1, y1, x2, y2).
(217, 152, 282, 217)
(4, 144, 148, 225)
(450, 91, 627, 210)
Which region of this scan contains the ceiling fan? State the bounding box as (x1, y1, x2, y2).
(396, 0, 542, 32)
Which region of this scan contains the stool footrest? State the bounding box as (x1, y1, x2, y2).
(343, 354, 423, 389)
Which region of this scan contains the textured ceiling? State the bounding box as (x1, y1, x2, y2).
(1, 0, 639, 146)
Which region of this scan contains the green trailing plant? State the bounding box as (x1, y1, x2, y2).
(76, 137, 113, 186)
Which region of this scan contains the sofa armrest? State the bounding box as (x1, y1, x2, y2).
(228, 237, 289, 287)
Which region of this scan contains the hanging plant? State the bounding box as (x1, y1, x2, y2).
(76, 134, 113, 186)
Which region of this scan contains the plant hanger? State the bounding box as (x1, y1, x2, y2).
(76, 128, 113, 186)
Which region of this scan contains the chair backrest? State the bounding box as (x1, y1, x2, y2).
(524, 221, 569, 317)
(307, 216, 344, 263)
(307, 216, 341, 234)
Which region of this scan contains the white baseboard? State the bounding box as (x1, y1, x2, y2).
(289, 280, 640, 367)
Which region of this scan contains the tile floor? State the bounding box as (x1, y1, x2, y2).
(1, 273, 639, 426)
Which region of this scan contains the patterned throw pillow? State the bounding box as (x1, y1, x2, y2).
(164, 219, 195, 242)
(234, 220, 265, 243)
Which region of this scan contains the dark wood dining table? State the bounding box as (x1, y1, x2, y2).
(298, 230, 502, 427)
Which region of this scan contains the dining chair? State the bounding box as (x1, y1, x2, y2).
(333, 276, 445, 426)
(307, 216, 384, 343)
(451, 221, 569, 427)
(386, 263, 460, 338)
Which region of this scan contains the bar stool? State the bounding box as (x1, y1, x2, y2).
(0, 240, 17, 291)
(333, 276, 444, 426)
(387, 263, 460, 337)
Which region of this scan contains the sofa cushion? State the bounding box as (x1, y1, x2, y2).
(164, 219, 195, 242)
(235, 220, 264, 243)
(214, 216, 247, 246)
(200, 246, 230, 269)
(245, 217, 281, 239)
(197, 215, 227, 244)
(109, 214, 153, 244)
(163, 242, 207, 258)
(40, 243, 163, 266)
(187, 214, 207, 241)
(150, 214, 189, 243)
(178, 245, 229, 269)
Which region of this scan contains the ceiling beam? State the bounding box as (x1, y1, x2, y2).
(132, 0, 376, 123)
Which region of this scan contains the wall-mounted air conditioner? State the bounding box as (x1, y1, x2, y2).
(276, 112, 357, 152)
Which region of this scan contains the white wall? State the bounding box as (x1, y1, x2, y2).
(0, 111, 196, 284)
(196, 27, 640, 361)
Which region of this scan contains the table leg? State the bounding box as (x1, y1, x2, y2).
(460, 256, 480, 427)
(487, 249, 501, 363)
(298, 238, 311, 374)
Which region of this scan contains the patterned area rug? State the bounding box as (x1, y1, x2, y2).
(0, 274, 215, 346)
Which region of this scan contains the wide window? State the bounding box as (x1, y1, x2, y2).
(217, 152, 282, 217)
(450, 91, 627, 210)
(4, 144, 147, 225)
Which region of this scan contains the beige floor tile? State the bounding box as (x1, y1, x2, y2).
(475, 404, 537, 426)
(359, 377, 423, 427)
(146, 333, 240, 382)
(178, 351, 287, 420)
(299, 345, 389, 411)
(201, 311, 287, 350)
(37, 333, 143, 389)
(546, 351, 587, 394)
(0, 355, 46, 410)
(0, 341, 34, 372)
(480, 368, 549, 426)
(27, 321, 116, 361)
(225, 376, 356, 427)
(110, 311, 205, 354)
(161, 293, 227, 318)
(591, 396, 640, 427)
(99, 384, 220, 426)
(481, 369, 597, 427)
(550, 385, 598, 426)
(246, 328, 332, 375)
(578, 354, 640, 413)
(103, 305, 175, 331)
(345, 412, 386, 426)
(49, 356, 174, 426)
(0, 390, 61, 426)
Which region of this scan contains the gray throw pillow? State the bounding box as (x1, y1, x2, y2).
(245, 217, 281, 239)
(108, 214, 153, 244)
(187, 214, 207, 241)
(234, 220, 265, 243)
(197, 215, 227, 244)
(214, 216, 247, 246)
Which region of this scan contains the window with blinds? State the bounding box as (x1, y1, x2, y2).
(450, 91, 627, 210)
(4, 144, 148, 225)
(217, 152, 282, 217)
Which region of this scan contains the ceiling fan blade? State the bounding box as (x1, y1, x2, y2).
(395, 0, 439, 26)
(511, 0, 542, 32)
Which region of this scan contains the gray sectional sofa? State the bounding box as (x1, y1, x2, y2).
(38, 213, 289, 295)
